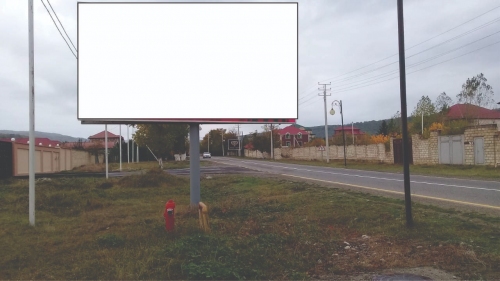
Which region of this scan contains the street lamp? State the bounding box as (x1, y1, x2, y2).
(330, 100, 347, 167)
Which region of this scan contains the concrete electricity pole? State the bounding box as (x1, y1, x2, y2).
(237, 124, 241, 156)
(221, 130, 224, 156)
(318, 82, 331, 163)
(127, 125, 130, 163)
(119, 125, 122, 171)
(28, 0, 35, 226)
(270, 124, 274, 159)
(105, 125, 108, 179)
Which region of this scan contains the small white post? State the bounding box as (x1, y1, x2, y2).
(105, 124, 108, 179)
(119, 125, 122, 171)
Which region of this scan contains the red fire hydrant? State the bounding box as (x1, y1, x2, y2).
(163, 200, 176, 232)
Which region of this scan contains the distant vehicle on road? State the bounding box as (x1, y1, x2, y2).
(202, 152, 211, 158)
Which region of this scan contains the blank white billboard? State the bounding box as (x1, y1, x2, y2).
(78, 3, 298, 122)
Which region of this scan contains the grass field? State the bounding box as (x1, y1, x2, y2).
(1, 171, 499, 279)
(67, 160, 211, 173)
(241, 157, 500, 180)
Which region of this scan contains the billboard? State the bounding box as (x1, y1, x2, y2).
(77, 2, 298, 124)
(228, 139, 241, 150)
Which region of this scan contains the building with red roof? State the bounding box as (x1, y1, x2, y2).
(88, 131, 123, 143)
(0, 137, 61, 147)
(447, 104, 500, 131)
(278, 124, 312, 147)
(334, 126, 364, 136)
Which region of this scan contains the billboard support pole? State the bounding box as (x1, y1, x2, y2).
(105, 124, 108, 179)
(190, 124, 201, 207)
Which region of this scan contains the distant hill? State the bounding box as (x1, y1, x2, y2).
(0, 130, 86, 142)
(309, 119, 385, 138)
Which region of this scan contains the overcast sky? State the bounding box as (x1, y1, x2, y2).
(1, 0, 499, 140)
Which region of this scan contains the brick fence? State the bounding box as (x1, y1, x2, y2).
(244, 127, 500, 166)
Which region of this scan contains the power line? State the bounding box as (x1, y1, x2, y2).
(317, 5, 500, 83)
(325, 30, 500, 90)
(327, 40, 500, 94)
(326, 17, 500, 85)
(40, 0, 77, 59)
(46, 0, 77, 53)
(297, 24, 500, 102)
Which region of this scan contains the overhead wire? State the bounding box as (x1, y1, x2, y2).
(316, 4, 500, 83)
(40, 0, 77, 59)
(46, 0, 77, 53)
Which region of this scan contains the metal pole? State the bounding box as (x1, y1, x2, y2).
(397, 0, 413, 227)
(352, 122, 354, 145)
(137, 145, 139, 163)
(237, 124, 241, 157)
(319, 83, 331, 163)
(28, 0, 35, 226)
(340, 101, 346, 167)
(189, 124, 201, 207)
(422, 112, 424, 135)
(105, 124, 108, 179)
(221, 131, 224, 156)
(127, 126, 129, 163)
(131, 126, 134, 162)
(270, 124, 274, 159)
(119, 125, 122, 171)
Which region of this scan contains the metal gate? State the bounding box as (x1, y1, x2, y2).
(393, 138, 413, 165)
(474, 137, 484, 164)
(0, 141, 13, 178)
(439, 135, 464, 164)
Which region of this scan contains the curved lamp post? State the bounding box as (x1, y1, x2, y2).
(330, 100, 347, 167)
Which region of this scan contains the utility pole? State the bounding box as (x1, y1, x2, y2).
(221, 130, 224, 156)
(105, 124, 108, 179)
(137, 145, 139, 163)
(127, 125, 130, 163)
(270, 124, 274, 159)
(28, 0, 35, 226)
(237, 124, 241, 157)
(397, 0, 413, 227)
(318, 82, 331, 163)
(119, 125, 122, 171)
(131, 126, 134, 163)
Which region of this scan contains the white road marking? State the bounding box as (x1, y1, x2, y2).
(215, 159, 500, 192)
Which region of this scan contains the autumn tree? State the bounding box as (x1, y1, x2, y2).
(456, 73, 494, 108)
(435, 92, 453, 113)
(133, 124, 189, 163)
(411, 95, 436, 117)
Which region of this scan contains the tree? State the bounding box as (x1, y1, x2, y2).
(387, 111, 401, 136)
(456, 73, 494, 108)
(133, 124, 189, 162)
(435, 92, 453, 113)
(411, 95, 436, 117)
(377, 120, 388, 136)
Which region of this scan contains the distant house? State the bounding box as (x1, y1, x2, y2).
(88, 131, 123, 143)
(333, 126, 364, 136)
(278, 124, 312, 147)
(447, 104, 500, 131)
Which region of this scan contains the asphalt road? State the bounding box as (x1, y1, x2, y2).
(208, 157, 500, 212)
